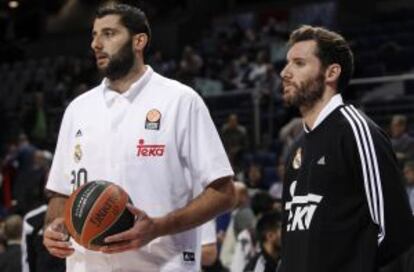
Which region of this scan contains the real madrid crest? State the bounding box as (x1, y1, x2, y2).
(292, 147, 302, 169)
(145, 109, 161, 130)
(74, 144, 83, 163)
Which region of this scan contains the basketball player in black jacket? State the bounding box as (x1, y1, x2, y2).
(279, 25, 414, 272)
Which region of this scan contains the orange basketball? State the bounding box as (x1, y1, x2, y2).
(64, 180, 135, 250)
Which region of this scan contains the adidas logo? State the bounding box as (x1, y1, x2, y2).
(183, 251, 195, 262)
(317, 156, 325, 165)
(75, 129, 82, 137)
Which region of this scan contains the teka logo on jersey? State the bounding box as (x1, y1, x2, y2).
(136, 139, 165, 157)
(285, 181, 323, 232)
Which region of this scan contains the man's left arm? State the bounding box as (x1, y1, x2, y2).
(369, 127, 414, 265)
(101, 176, 235, 253)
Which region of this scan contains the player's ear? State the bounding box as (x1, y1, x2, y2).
(132, 33, 148, 52)
(325, 63, 341, 84)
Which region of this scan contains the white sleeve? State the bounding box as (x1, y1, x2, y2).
(219, 220, 236, 268)
(179, 94, 234, 188)
(230, 230, 253, 272)
(201, 219, 217, 246)
(21, 218, 32, 272)
(46, 107, 73, 196)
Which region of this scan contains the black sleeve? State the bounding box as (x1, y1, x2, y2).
(244, 254, 259, 272)
(26, 231, 38, 272)
(342, 113, 414, 266)
(372, 127, 414, 265)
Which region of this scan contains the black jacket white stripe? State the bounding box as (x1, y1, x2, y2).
(281, 104, 414, 272)
(341, 105, 385, 243)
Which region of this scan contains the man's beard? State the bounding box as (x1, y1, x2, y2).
(273, 241, 282, 253)
(283, 72, 325, 110)
(100, 38, 135, 81)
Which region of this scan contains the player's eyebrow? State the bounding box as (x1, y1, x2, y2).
(287, 57, 306, 63)
(92, 27, 118, 37)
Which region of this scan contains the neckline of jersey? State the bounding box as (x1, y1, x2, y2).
(102, 65, 154, 107)
(303, 93, 344, 134)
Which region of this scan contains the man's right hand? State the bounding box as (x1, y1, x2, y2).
(43, 217, 74, 258)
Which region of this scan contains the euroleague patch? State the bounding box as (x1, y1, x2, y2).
(145, 109, 161, 130)
(136, 139, 165, 157)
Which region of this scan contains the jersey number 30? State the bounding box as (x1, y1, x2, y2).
(71, 168, 88, 191)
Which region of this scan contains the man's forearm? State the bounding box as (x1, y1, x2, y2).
(45, 193, 68, 226)
(154, 177, 235, 237)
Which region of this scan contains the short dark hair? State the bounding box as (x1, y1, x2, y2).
(251, 192, 275, 216)
(404, 160, 414, 171)
(96, 3, 151, 51)
(288, 25, 354, 92)
(391, 114, 407, 126)
(256, 211, 282, 243)
(4, 215, 23, 241)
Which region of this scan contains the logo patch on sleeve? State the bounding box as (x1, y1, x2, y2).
(75, 129, 82, 137)
(292, 147, 302, 169)
(74, 144, 83, 163)
(183, 251, 195, 262)
(145, 109, 161, 130)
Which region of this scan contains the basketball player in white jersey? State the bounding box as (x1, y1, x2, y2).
(43, 3, 235, 271)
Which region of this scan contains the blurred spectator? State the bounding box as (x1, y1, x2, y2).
(221, 113, 249, 171)
(22, 92, 48, 148)
(227, 22, 244, 48)
(245, 163, 268, 193)
(220, 60, 242, 90)
(231, 226, 255, 272)
(261, 17, 288, 40)
(279, 118, 303, 162)
(13, 133, 36, 171)
(230, 192, 277, 272)
(176, 46, 204, 86)
(233, 182, 255, 237)
(16, 150, 49, 214)
(6, 134, 36, 213)
(1, 142, 18, 210)
(261, 17, 289, 64)
(241, 29, 265, 59)
(48, 70, 72, 109)
(260, 63, 282, 99)
(403, 161, 414, 212)
(71, 83, 89, 100)
(0, 233, 6, 255)
(250, 192, 277, 219)
(2, 134, 50, 215)
(244, 211, 282, 272)
(0, 214, 23, 272)
(22, 203, 65, 272)
(378, 41, 404, 74)
(268, 159, 285, 202)
(148, 50, 176, 77)
(390, 115, 414, 163)
(248, 50, 271, 86)
(262, 17, 281, 38)
(199, 27, 219, 58)
(232, 54, 253, 90)
(220, 182, 255, 270)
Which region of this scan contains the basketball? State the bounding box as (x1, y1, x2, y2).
(64, 180, 135, 250)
